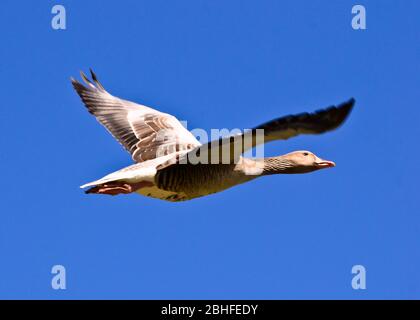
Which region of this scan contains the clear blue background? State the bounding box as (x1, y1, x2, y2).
(0, 0, 418, 299)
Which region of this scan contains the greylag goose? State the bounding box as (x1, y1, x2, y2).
(72, 70, 354, 202)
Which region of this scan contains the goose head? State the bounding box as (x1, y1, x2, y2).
(263, 150, 335, 174)
(286, 150, 335, 170)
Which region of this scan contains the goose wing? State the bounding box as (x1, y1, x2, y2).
(181, 98, 355, 164)
(249, 98, 354, 142)
(72, 70, 200, 163)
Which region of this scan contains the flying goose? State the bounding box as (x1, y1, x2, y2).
(72, 70, 354, 202)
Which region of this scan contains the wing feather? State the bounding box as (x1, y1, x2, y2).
(183, 98, 355, 164)
(72, 70, 200, 163)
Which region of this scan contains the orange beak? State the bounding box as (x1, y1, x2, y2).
(315, 159, 336, 168)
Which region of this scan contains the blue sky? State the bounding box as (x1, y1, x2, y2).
(0, 0, 419, 299)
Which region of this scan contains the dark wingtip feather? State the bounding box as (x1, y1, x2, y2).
(339, 97, 356, 112)
(332, 97, 356, 128)
(70, 76, 80, 86)
(71, 77, 87, 93)
(80, 70, 96, 88)
(89, 68, 105, 91)
(71, 73, 98, 115)
(89, 68, 96, 79)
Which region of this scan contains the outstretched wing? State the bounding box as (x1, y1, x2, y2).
(251, 98, 355, 142)
(182, 98, 355, 164)
(72, 69, 200, 163)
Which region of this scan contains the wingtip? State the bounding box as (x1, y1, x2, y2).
(89, 68, 98, 81)
(332, 97, 355, 128)
(88, 68, 106, 91)
(80, 70, 89, 82)
(338, 97, 356, 113)
(70, 77, 78, 85)
(71, 77, 84, 90)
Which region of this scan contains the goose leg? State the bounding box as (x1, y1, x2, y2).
(85, 182, 133, 195)
(85, 181, 154, 196)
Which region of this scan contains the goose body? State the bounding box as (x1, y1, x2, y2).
(81, 154, 259, 201)
(73, 70, 354, 202)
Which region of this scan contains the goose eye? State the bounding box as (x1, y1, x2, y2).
(303, 152, 309, 156)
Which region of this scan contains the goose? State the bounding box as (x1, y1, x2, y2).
(72, 70, 354, 202)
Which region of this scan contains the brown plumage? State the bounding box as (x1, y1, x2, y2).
(73, 70, 354, 202)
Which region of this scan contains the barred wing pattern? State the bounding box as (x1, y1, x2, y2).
(72, 70, 200, 163)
